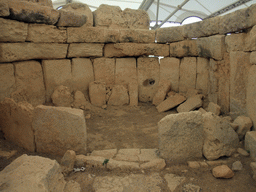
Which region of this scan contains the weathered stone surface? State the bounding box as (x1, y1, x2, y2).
(91, 149, 117, 159)
(27, 23, 66, 43)
(93, 58, 115, 85)
(198, 107, 207, 114)
(107, 159, 140, 170)
(203, 113, 239, 160)
(250, 162, 256, 180)
(73, 90, 91, 110)
(212, 165, 234, 179)
(0, 154, 66, 192)
(232, 161, 243, 171)
(159, 57, 180, 92)
(234, 116, 253, 140)
(246, 25, 256, 51)
(104, 43, 169, 57)
(32, 0, 53, 7)
(67, 27, 104, 43)
(230, 51, 251, 118)
(89, 81, 106, 107)
(196, 57, 209, 95)
(108, 85, 129, 106)
(0, 0, 9, 16)
(51, 85, 73, 107)
(123, 8, 150, 29)
(225, 33, 247, 52)
(250, 52, 256, 64)
(156, 93, 186, 113)
(104, 28, 120, 43)
(182, 183, 201, 192)
(8, 0, 59, 24)
(164, 173, 185, 192)
(33, 105, 87, 155)
(207, 102, 221, 116)
(42, 59, 72, 102)
(114, 149, 140, 162)
(158, 111, 204, 161)
(152, 80, 171, 106)
(64, 180, 81, 192)
(208, 58, 218, 103)
(129, 80, 138, 106)
(140, 159, 166, 170)
(120, 29, 155, 43)
(61, 150, 76, 175)
(57, 9, 87, 27)
(138, 149, 160, 162)
(247, 65, 256, 129)
(177, 95, 202, 113)
(0, 18, 27, 42)
(188, 161, 200, 169)
(197, 35, 226, 61)
(156, 26, 185, 43)
(137, 57, 160, 102)
(93, 173, 162, 192)
(0, 98, 35, 152)
(0, 43, 68, 63)
(179, 57, 197, 93)
(245, 131, 256, 160)
(237, 148, 250, 156)
(169, 40, 198, 57)
(0, 64, 15, 102)
(68, 43, 104, 58)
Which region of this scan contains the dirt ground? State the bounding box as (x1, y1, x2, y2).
(0, 103, 256, 192)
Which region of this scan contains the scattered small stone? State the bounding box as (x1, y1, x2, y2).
(212, 165, 234, 179)
(0, 150, 17, 159)
(230, 123, 239, 131)
(101, 105, 107, 109)
(207, 102, 221, 116)
(61, 150, 76, 175)
(164, 173, 185, 192)
(182, 183, 201, 192)
(181, 170, 188, 173)
(234, 116, 253, 140)
(85, 114, 91, 119)
(250, 162, 256, 180)
(237, 148, 250, 156)
(232, 161, 243, 171)
(199, 161, 209, 167)
(233, 153, 240, 158)
(188, 161, 200, 169)
(198, 107, 207, 114)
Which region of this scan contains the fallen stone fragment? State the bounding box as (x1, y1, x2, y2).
(140, 159, 166, 170)
(230, 123, 239, 131)
(61, 150, 76, 175)
(177, 95, 202, 113)
(75, 155, 106, 168)
(212, 165, 234, 178)
(182, 183, 201, 192)
(108, 85, 129, 106)
(156, 93, 186, 112)
(206, 160, 228, 166)
(0, 150, 17, 159)
(89, 81, 106, 107)
(72, 90, 91, 110)
(234, 116, 253, 140)
(250, 162, 256, 180)
(245, 131, 256, 161)
(188, 161, 200, 169)
(152, 80, 171, 106)
(164, 173, 185, 192)
(114, 149, 140, 162)
(198, 107, 207, 114)
(207, 102, 221, 116)
(232, 161, 243, 171)
(51, 85, 73, 107)
(237, 148, 250, 156)
(91, 149, 117, 159)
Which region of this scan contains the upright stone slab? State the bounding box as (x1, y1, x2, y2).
(179, 57, 197, 94)
(230, 51, 251, 118)
(196, 57, 209, 95)
(72, 58, 94, 94)
(245, 131, 256, 160)
(13, 61, 45, 106)
(0, 64, 15, 102)
(33, 105, 87, 155)
(208, 59, 218, 103)
(158, 111, 204, 162)
(89, 81, 106, 107)
(247, 65, 256, 129)
(225, 33, 246, 52)
(93, 58, 115, 85)
(68, 43, 104, 58)
(42, 59, 72, 102)
(129, 80, 138, 106)
(108, 85, 129, 106)
(137, 57, 160, 102)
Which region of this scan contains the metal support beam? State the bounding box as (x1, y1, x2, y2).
(139, 0, 155, 11)
(154, 0, 160, 28)
(154, 0, 190, 29)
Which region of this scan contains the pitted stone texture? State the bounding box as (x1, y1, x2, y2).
(123, 8, 150, 29)
(61, 150, 76, 175)
(0, 43, 68, 63)
(156, 26, 185, 43)
(93, 173, 162, 192)
(247, 65, 256, 129)
(159, 57, 180, 92)
(0, 0, 9, 16)
(108, 85, 129, 106)
(196, 57, 209, 95)
(177, 95, 202, 113)
(104, 28, 120, 43)
(33, 105, 87, 156)
(233, 116, 253, 140)
(0, 154, 66, 192)
(0, 18, 28, 42)
(156, 93, 186, 113)
(225, 33, 247, 52)
(119, 29, 155, 43)
(67, 27, 104, 43)
(152, 80, 171, 106)
(137, 57, 160, 102)
(203, 113, 239, 160)
(207, 102, 221, 116)
(158, 111, 204, 162)
(169, 40, 198, 57)
(68, 43, 104, 58)
(51, 85, 73, 107)
(27, 23, 66, 43)
(104, 43, 169, 57)
(89, 81, 106, 107)
(93, 58, 115, 85)
(0, 98, 35, 152)
(12, 60, 45, 106)
(42, 59, 72, 102)
(8, 0, 59, 24)
(179, 57, 197, 93)
(245, 131, 256, 161)
(91, 149, 117, 159)
(164, 174, 185, 192)
(57, 9, 87, 27)
(0, 64, 15, 102)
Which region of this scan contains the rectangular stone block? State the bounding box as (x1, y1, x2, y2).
(225, 33, 246, 52)
(104, 28, 120, 43)
(156, 93, 186, 113)
(104, 43, 169, 57)
(247, 65, 256, 130)
(89, 81, 106, 107)
(208, 59, 218, 103)
(137, 57, 160, 102)
(250, 52, 256, 64)
(159, 57, 180, 92)
(230, 51, 251, 118)
(0, 18, 28, 42)
(245, 26, 256, 51)
(42, 59, 72, 102)
(156, 26, 185, 43)
(68, 43, 104, 58)
(67, 27, 105, 43)
(0, 0, 9, 16)
(179, 57, 197, 93)
(72, 58, 94, 94)
(56, 9, 87, 27)
(93, 58, 115, 85)
(0, 64, 15, 102)
(120, 29, 155, 43)
(26, 23, 66, 43)
(196, 57, 209, 95)
(128, 80, 138, 106)
(0, 43, 68, 63)
(169, 40, 198, 57)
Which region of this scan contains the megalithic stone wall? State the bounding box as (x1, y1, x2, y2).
(0, 1, 256, 129)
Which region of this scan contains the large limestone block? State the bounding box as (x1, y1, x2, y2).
(0, 0, 9, 16)
(196, 57, 209, 95)
(230, 51, 251, 118)
(13, 60, 45, 106)
(247, 65, 256, 129)
(68, 43, 104, 58)
(0, 154, 66, 192)
(123, 8, 150, 29)
(152, 80, 171, 106)
(104, 43, 169, 57)
(26, 23, 66, 43)
(8, 0, 59, 24)
(51, 85, 73, 107)
(245, 131, 256, 160)
(67, 27, 104, 43)
(57, 9, 87, 27)
(179, 57, 197, 93)
(108, 85, 129, 106)
(158, 111, 204, 162)
(0, 98, 35, 152)
(137, 57, 160, 102)
(208, 58, 218, 103)
(61, 3, 93, 27)
(93, 58, 115, 85)
(156, 93, 186, 113)
(156, 26, 185, 43)
(0, 18, 27, 42)
(72, 58, 94, 94)
(33, 105, 87, 155)
(0, 43, 68, 63)
(225, 33, 247, 52)
(203, 113, 239, 160)
(89, 81, 106, 107)
(159, 57, 180, 92)
(42, 59, 72, 102)
(234, 116, 253, 140)
(169, 40, 198, 57)
(0, 64, 15, 102)
(119, 29, 155, 43)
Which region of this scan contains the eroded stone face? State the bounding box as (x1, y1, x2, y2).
(0, 64, 15, 102)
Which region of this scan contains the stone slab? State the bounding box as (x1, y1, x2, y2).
(156, 93, 186, 113)
(138, 149, 160, 162)
(57, 9, 87, 27)
(114, 149, 140, 162)
(91, 149, 117, 159)
(196, 57, 209, 95)
(93, 58, 115, 85)
(119, 29, 155, 43)
(156, 26, 185, 43)
(108, 85, 129, 106)
(0, 64, 15, 102)
(245, 131, 256, 161)
(247, 65, 256, 129)
(169, 40, 198, 57)
(89, 81, 106, 107)
(177, 95, 202, 113)
(0, 0, 9, 16)
(68, 43, 104, 58)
